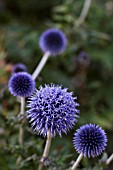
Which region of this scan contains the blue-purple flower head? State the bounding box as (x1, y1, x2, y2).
(26, 84, 79, 137)
(12, 63, 27, 74)
(8, 72, 35, 97)
(39, 28, 67, 56)
(73, 124, 107, 158)
(76, 51, 90, 67)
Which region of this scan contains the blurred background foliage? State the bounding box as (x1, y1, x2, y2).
(0, 0, 113, 169)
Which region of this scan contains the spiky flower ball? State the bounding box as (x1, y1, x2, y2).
(26, 84, 79, 137)
(12, 63, 27, 74)
(8, 72, 35, 97)
(39, 28, 67, 56)
(73, 124, 107, 158)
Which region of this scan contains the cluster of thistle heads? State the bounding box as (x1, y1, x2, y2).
(8, 28, 107, 160)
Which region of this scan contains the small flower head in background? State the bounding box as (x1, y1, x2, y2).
(74, 51, 90, 69)
(39, 28, 67, 56)
(27, 84, 79, 137)
(12, 63, 27, 74)
(73, 124, 107, 158)
(8, 72, 35, 97)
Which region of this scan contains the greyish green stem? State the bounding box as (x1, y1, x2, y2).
(75, 0, 92, 27)
(19, 97, 25, 146)
(71, 153, 83, 170)
(106, 153, 113, 165)
(32, 52, 50, 80)
(16, 97, 25, 169)
(38, 131, 52, 170)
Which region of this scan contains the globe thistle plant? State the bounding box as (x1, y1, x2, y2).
(26, 84, 79, 137)
(32, 28, 67, 80)
(75, 51, 90, 68)
(71, 124, 107, 170)
(8, 72, 35, 97)
(8, 72, 35, 155)
(12, 63, 27, 74)
(73, 124, 107, 158)
(39, 28, 67, 56)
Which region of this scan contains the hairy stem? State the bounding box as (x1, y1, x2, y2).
(106, 153, 113, 165)
(75, 0, 92, 27)
(32, 52, 50, 80)
(71, 153, 83, 170)
(38, 131, 52, 170)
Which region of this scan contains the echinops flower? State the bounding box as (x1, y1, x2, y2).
(39, 28, 67, 56)
(12, 63, 27, 74)
(26, 84, 79, 137)
(73, 124, 107, 158)
(8, 72, 35, 97)
(76, 51, 90, 67)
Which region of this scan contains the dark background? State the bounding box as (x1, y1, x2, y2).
(0, 0, 113, 169)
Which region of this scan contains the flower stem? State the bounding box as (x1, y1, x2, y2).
(71, 153, 83, 170)
(20, 97, 25, 115)
(19, 97, 25, 146)
(38, 131, 52, 170)
(106, 153, 113, 165)
(75, 0, 92, 27)
(32, 52, 50, 80)
(16, 97, 25, 169)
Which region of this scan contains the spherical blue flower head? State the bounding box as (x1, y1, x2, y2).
(8, 72, 35, 97)
(12, 63, 27, 74)
(39, 28, 67, 56)
(26, 84, 79, 137)
(73, 124, 107, 158)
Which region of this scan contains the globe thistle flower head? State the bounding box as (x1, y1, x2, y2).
(8, 72, 35, 97)
(26, 84, 79, 137)
(77, 51, 90, 67)
(39, 28, 67, 56)
(74, 51, 90, 70)
(73, 124, 107, 158)
(12, 63, 27, 74)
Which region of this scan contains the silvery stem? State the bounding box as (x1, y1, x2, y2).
(16, 97, 25, 168)
(19, 97, 25, 146)
(75, 0, 92, 27)
(32, 52, 50, 80)
(20, 97, 25, 115)
(38, 131, 52, 170)
(106, 153, 113, 165)
(71, 153, 83, 170)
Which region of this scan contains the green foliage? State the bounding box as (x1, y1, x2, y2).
(0, 0, 113, 169)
